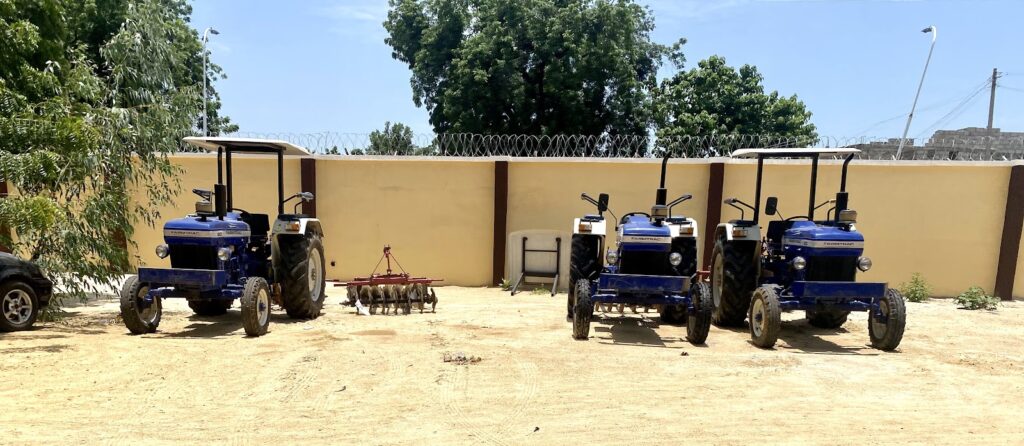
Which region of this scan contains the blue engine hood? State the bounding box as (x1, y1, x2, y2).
(619, 215, 670, 252)
(782, 221, 864, 257)
(164, 213, 251, 246)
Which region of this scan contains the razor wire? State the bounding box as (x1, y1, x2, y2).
(181, 131, 1024, 161)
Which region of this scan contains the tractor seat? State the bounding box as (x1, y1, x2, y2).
(240, 213, 270, 235)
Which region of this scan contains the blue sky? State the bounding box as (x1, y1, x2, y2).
(189, 0, 1024, 139)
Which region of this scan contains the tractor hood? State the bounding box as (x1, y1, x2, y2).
(163, 214, 251, 246)
(619, 215, 671, 252)
(782, 221, 864, 257)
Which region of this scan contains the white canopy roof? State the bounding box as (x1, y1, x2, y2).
(182, 137, 312, 156)
(730, 148, 861, 159)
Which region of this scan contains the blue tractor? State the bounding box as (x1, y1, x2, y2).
(710, 148, 905, 350)
(568, 156, 712, 344)
(119, 137, 326, 337)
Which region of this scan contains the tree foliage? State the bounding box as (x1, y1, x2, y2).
(0, 0, 201, 305)
(384, 0, 664, 136)
(654, 55, 817, 153)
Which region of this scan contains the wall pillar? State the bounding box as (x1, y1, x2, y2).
(702, 162, 725, 269)
(492, 160, 509, 286)
(301, 158, 317, 217)
(994, 164, 1024, 300)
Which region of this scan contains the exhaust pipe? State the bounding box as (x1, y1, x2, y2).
(656, 154, 668, 206)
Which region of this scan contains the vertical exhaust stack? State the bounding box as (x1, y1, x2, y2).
(835, 154, 855, 218)
(656, 155, 669, 206)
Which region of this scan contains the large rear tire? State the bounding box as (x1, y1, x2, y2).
(686, 281, 713, 345)
(120, 275, 161, 335)
(711, 238, 758, 327)
(806, 308, 850, 329)
(279, 232, 326, 319)
(188, 299, 232, 316)
(749, 286, 781, 349)
(572, 279, 594, 340)
(569, 234, 602, 318)
(869, 289, 906, 351)
(241, 277, 271, 337)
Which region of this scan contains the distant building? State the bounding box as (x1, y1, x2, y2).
(849, 127, 1024, 160)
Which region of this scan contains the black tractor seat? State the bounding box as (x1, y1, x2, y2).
(239, 212, 270, 235)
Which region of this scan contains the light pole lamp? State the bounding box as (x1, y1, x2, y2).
(202, 27, 220, 137)
(896, 25, 937, 160)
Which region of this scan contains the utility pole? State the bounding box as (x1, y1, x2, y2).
(986, 68, 998, 150)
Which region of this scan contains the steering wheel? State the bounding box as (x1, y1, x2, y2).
(620, 212, 651, 225)
(785, 215, 810, 222)
(229, 207, 251, 216)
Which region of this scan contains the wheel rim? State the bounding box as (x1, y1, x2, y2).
(871, 299, 890, 337)
(751, 297, 765, 337)
(136, 286, 158, 323)
(712, 252, 724, 307)
(308, 246, 323, 302)
(2, 290, 33, 326)
(257, 288, 270, 326)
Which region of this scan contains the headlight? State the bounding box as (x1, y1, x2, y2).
(155, 244, 169, 259)
(669, 252, 683, 266)
(858, 256, 872, 272)
(217, 247, 232, 261)
(792, 256, 807, 270)
(606, 249, 618, 265)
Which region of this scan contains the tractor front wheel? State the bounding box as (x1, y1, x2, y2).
(686, 281, 713, 345)
(749, 286, 781, 348)
(659, 303, 686, 325)
(280, 232, 326, 319)
(241, 277, 271, 337)
(120, 275, 161, 335)
(869, 289, 906, 351)
(569, 234, 601, 319)
(572, 279, 594, 340)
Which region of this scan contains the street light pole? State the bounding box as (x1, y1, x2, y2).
(896, 25, 937, 160)
(202, 27, 219, 137)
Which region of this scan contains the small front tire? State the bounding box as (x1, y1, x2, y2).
(572, 280, 594, 340)
(241, 277, 271, 337)
(120, 275, 161, 335)
(749, 286, 781, 348)
(869, 289, 906, 351)
(686, 281, 713, 345)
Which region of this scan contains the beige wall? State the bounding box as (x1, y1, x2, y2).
(129, 155, 1022, 298)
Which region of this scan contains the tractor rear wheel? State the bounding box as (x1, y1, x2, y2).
(120, 275, 161, 335)
(240, 277, 271, 337)
(572, 279, 594, 340)
(280, 232, 326, 319)
(569, 234, 602, 318)
(687, 281, 713, 345)
(869, 289, 906, 351)
(711, 238, 758, 327)
(749, 286, 781, 348)
(806, 308, 850, 329)
(188, 299, 232, 316)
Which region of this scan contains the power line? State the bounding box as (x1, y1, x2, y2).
(999, 84, 1024, 93)
(914, 79, 992, 139)
(854, 77, 992, 135)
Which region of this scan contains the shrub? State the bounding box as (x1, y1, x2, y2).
(899, 273, 932, 303)
(955, 286, 1000, 310)
(499, 278, 512, 291)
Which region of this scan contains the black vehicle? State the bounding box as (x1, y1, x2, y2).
(0, 252, 53, 332)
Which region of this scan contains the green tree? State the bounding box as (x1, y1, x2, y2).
(384, 0, 664, 138)
(367, 121, 417, 154)
(654, 55, 817, 155)
(0, 0, 199, 305)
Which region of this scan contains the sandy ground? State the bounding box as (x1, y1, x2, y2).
(1, 286, 1022, 445)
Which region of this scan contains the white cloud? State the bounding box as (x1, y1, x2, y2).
(318, 1, 389, 40)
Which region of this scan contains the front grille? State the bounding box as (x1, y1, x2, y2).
(806, 256, 857, 281)
(169, 245, 218, 270)
(619, 250, 673, 276)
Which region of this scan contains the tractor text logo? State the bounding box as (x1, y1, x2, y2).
(621, 235, 671, 244)
(783, 238, 864, 249)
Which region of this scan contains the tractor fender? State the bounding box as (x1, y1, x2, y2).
(573, 217, 607, 237)
(715, 222, 761, 242)
(668, 217, 699, 238)
(271, 217, 324, 238)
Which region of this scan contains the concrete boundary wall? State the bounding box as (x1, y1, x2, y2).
(127, 155, 1024, 299)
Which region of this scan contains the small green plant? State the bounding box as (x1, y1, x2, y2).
(899, 273, 932, 303)
(955, 286, 1000, 310)
(499, 278, 512, 291)
(530, 287, 550, 295)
